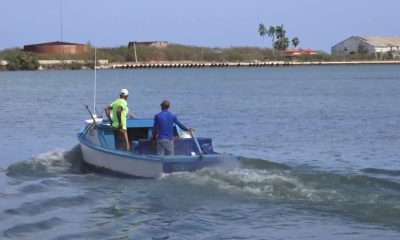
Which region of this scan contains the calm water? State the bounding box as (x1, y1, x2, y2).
(1, 66, 400, 239)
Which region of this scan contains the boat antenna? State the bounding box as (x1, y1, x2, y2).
(93, 47, 97, 116)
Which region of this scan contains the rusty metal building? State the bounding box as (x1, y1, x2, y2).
(24, 41, 90, 54)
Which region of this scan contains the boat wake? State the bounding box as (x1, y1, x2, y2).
(161, 156, 400, 228)
(7, 145, 85, 178)
(6, 149, 400, 227)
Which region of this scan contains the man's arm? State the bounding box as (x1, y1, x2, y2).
(173, 115, 189, 132)
(104, 105, 113, 125)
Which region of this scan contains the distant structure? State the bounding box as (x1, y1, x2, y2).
(331, 36, 400, 58)
(24, 41, 90, 55)
(128, 41, 168, 48)
(285, 48, 318, 57)
(0, 60, 7, 66)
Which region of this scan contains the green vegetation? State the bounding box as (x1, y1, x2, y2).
(0, 42, 396, 71)
(0, 44, 292, 70)
(0, 48, 39, 70)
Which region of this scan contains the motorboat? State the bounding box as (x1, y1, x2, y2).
(77, 115, 238, 178)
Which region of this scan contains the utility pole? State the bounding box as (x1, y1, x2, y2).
(134, 42, 138, 63)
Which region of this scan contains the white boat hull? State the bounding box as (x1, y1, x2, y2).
(80, 143, 163, 178)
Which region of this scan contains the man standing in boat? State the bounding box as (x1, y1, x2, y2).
(153, 100, 193, 156)
(104, 89, 130, 151)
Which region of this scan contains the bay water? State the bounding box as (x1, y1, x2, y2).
(1, 65, 400, 239)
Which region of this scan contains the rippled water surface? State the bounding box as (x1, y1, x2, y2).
(1, 66, 400, 239)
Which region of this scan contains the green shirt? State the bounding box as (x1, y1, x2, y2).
(110, 98, 128, 130)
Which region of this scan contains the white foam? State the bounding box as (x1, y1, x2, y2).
(161, 167, 341, 202)
(8, 148, 75, 176)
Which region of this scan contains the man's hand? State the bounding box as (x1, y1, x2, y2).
(188, 128, 194, 132)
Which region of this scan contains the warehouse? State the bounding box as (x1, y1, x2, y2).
(331, 36, 400, 58)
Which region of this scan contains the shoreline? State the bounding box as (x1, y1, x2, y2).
(1, 60, 400, 71)
(104, 60, 400, 69)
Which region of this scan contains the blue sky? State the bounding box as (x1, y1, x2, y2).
(1, 0, 399, 52)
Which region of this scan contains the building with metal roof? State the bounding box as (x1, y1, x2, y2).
(331, 36, 400, 58)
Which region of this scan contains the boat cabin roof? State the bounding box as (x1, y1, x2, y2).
(126, 118, 153, 128)
(102, 118, 154, 128)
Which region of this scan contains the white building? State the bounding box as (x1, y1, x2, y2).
(331, 36, 400, 58)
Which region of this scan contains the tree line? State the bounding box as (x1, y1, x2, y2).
(0, 37, 386, 71)
(0, 45, 279, 70)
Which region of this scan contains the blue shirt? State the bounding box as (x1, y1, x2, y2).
(153, 110, 188, 140)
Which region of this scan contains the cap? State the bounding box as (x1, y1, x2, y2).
(120, 89, 129, 96)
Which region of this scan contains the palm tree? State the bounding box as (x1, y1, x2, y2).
(292, 37, 300, 49)
(274, 25, 287, 55)
(275, 25, 285, 40)
(274, 37, 290, 51)
(258, 23, 267, 48)
(268, 26, 276, 56)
